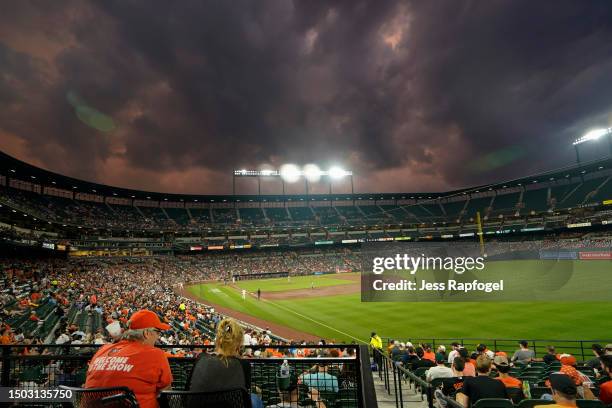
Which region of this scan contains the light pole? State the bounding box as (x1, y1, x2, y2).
(573, 127, 612, 165)
(232, 166, 353, 196)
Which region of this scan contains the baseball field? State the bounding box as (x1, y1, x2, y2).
(186, 260, 611, 352)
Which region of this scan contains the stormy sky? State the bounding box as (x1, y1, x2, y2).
(1, 0, 612, 195)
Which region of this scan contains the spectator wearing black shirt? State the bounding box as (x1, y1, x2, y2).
(189, 318, 262, 408)
(585, 344, 604, 369)
(544, 346, 559, 365)
(401, 346, 419, 368)
(442, 357, 466, 394)
(411, 347, 436, 371)
(457, 355, 507, 407)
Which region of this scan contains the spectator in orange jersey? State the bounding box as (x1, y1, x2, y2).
(543, 354, 584, 400)
(598, 355, 612, 405)
(85, 310, 173, 408)
(0, 327, 13, 345)
(557, 355, 583, 386)
(423, 344, 436, 363)
(493, 355, 523, 391)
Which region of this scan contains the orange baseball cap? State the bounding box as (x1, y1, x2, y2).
(128, 310, 170, 331)
(559, 354, 576, 366)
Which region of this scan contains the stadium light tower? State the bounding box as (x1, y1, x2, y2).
(572, 127, 612, 164)
(232, 165, 354, 195)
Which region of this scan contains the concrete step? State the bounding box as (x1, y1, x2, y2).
(372, 372, 429, 408)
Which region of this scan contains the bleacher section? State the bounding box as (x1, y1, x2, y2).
(335, 206, 363, 221)
(550, 182, 581, 207)
(376, 205, 406, 223)
(521, 188, 549, 214)
(211, 208, 237, 224)
(108, 203, 145, 226)
(490, 192, 520, 216)
(189, 208, 211, 225)
(238, 208, 266, 225)
(138, 206, 171, 227)
(558, 177, 607, 208)
(420, 202, 445, 218)
(313, 207, 342, 224)
(287, 207, 315, 223)
(463, 196, 492, 220)
(1, 152, 611, 233)
(165, 207, 191, 225)
(265, 207, 291, 222)
(590, 176, 612, 203)
(442, 200, 466, 220)
(376, 347, 611, 408)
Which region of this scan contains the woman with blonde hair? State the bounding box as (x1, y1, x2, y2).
(188, 318, 263, 408)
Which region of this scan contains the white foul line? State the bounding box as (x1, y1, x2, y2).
(261, 298, 367, 345)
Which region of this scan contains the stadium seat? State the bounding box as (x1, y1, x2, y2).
(517, 399, 555, 408)
(19, 366, 47, 384)
(335, 398, 360, 408)
(413, 367, 429, 379)
(471, 398, 514, 408)
(158, 389, 251, 408)
(575, 400, 605, 408)
(59, 385, 139, 408)
(529, 386, 551, 399)
(506, 387, 524, 404)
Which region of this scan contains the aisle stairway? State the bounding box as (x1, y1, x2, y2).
(372, 369, 428, 408)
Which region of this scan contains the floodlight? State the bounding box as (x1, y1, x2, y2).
(573, 127, 612, 145)
(260, 169, 273, 176)
(303, 164, 322, 182)
(280, 164, 301, 183)
(328, 166, 347, 179)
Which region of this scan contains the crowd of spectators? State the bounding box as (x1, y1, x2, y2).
(378, 338, 612, 407)
(0, 248, 361, 349)
(5, 184, 612, 232)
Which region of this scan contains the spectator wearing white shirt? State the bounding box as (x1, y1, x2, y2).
(243, 329, 252, 346)
(448, 342, 461, 364)
(426, 353, 454, 382)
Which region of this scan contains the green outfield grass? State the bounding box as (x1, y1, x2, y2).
(187, 262, 612, 351)
(235, 273, 357, 292)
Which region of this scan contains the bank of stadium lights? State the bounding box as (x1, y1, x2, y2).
(573, 127, 612, 164)
(233, 164, 353, 194)
(573, 127, 612, 145)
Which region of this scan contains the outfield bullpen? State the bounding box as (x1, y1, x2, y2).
(185, 262, 610, 347)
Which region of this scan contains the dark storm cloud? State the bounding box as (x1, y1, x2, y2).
(404, 1, 612, 185)
(0, 0, 611, 193)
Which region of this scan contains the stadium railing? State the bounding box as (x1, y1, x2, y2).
(379, 338, 612, 362)
(372, 345, 612, 408)
(0, 344, 377, 408)
(373, 347, 434, 408)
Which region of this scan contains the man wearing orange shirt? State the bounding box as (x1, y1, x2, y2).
(423, 344, 436, 363)
(493, 355, 522, 389)
(598, 355, 612, 405)
(85, 310, 173, 408)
